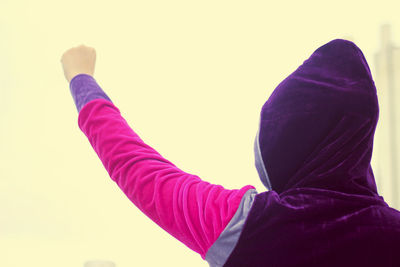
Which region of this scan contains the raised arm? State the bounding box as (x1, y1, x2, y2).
(69, 74, 257, 260)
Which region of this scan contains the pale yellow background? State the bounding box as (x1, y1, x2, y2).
(0, 0, 399, 266)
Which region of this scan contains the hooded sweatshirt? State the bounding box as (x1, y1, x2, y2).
(70, 38, 400, 267)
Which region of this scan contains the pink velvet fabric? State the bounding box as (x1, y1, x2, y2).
(77, 98, 256, 259)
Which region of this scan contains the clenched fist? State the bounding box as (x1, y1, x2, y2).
(60, 44, 96, 83)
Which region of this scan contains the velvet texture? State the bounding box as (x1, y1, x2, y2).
(223, 39, 400, 266)
(260, 38, 380, 196)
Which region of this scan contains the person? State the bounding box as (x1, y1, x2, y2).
(60, 39, 400, 267)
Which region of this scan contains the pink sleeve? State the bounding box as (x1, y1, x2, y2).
(77, 98, 256, 259)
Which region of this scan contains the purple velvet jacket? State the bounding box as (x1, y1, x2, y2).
(223, 39, 400, 266)
(70, 39, 400, 267)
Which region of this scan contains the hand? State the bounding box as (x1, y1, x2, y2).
(60, 44, 96, 83)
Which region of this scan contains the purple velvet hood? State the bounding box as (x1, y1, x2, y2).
(255, 38, 380, 196)
(224, 39, 400, 266)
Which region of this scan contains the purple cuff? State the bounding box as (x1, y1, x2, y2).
(69, 73, 112, 112)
